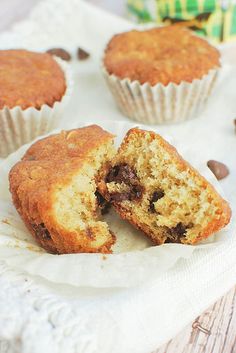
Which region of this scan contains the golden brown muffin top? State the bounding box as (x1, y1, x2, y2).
(23, 125, 114, 162)
(104, 26, 220, 86)
(0, 49, 66, 110)
(10, 125, 115, 197)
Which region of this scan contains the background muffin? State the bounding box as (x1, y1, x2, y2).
(103, 26, 220, 124)
(0, 49, 72, 157)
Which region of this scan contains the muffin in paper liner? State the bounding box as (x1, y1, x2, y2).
(0, 57, 73, 158)
(102, 65, 219, 125)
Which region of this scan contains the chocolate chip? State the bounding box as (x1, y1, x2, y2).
(106, 165, 120, 183)
(46, 48, 71, 61)
(106, 164, 137, 184)
(31, 223, 51, 240)
(166, 223, 186, 243)
(77, 47, 90, 60)
(106, 164, 143, 202)
(95, 190, 106, 206)
(132, 185, 143, 200)
(166, 222, 193, 243)
(95, 190, 111, 215)
(207, 160, 229, 180)
(173, 222, 187, 236)
(149, 190, 165, 213)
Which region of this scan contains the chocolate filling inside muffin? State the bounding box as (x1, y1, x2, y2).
(105, 164, 144, 202)
(95, 190, 111, 215)
(165, 222, 194, 243)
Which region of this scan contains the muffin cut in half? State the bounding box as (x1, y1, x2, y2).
(9, 125, 116, 254)
(97, 128, 231, 245)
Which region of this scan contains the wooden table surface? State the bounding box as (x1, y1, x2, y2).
(1, 1, 236, 352)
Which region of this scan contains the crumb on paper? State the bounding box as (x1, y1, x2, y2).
(1, 219, 10, 225)
(26, 244, 44, 253)
(102, 255, 108, 260)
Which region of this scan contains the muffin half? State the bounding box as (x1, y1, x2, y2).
(97, 128, 231, 245)
(9, 125, 116, 254)
(103, 26, 220, 124)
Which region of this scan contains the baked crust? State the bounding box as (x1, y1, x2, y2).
(9, 125, 116, 254)
(0, 49, 66, 110)
(104, 26, 220, 86)
(22, 125, 114, 162)
(97, 128, 231, 245)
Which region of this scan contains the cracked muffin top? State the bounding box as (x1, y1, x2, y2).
(103, 26, 220, 86)
(0, 49, 66, 110)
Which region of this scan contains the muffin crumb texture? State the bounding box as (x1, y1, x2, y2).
(97, 128, 231, 245)
(0, 49, 66, 110)
(104, 26, 220, 86)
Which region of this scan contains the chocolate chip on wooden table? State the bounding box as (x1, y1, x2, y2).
(149, 190, 165, 213)
(207, 160, 229, 180)
(77, 47, 90, 60)
(46, 48, 71, 61)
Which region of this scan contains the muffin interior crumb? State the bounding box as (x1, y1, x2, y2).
(102, 130, 227, 244)
(52, 143, 115, 250)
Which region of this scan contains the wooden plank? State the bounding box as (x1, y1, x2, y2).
(155, 286, 236, 353)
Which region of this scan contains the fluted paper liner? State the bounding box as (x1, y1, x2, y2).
(102, 66, 219, 125)
(0, 57, 73, 157)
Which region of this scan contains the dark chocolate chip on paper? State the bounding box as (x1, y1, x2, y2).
(46, 48, 71, 61)
(77, 47, 90, 60)
(207, 160, 229, 180)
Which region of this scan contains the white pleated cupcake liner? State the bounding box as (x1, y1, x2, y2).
(0, 56, 73, 158)
(102, 66, 219, 125)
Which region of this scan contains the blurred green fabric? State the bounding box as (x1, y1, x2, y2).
(127, 0, 236, 42)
